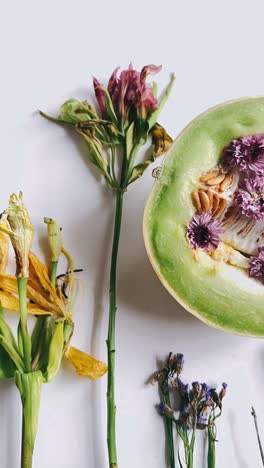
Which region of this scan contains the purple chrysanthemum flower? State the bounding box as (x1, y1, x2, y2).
(223, 134, 264, 175)
(249, 247, 264, 282)
(187, 213, 222, 252)
(234, 177, 264, 220)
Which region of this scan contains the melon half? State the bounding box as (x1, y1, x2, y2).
(143, 98, 264, 336)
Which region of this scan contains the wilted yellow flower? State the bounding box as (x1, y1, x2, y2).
(0, 248, 107, 381)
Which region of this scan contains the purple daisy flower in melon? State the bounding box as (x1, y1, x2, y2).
(223, 134, 264, 175)
(234, 177, 264, 220)
(249, 247, 264, 282)
(187, 213, 222, 252)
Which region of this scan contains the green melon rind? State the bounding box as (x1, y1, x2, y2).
(143, 97, 264, 337)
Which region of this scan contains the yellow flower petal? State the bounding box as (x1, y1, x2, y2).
(0, 224, 9, 274)
(0, 272, 62, 316)
(0, 290, 51, 315)
(65, 346, 107, 381)
(29, 252, 65, 315)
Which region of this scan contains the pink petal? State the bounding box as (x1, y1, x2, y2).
(93, 77, 106, 116)
(107, 67, 120, 97)
(140, 87, 158, 109)
(140, 64, 162, 83)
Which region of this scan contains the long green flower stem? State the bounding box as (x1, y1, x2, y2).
(107, 188, 124, 468)
(207, 426, 216, 468)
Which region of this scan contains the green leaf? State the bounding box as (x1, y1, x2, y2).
(152, 81, 158, 100)
(39, 111, 75, 127)
(17, 320, 24, 358)
(128, 160, 152, 185)
(78, 119, 124, 145)
(147, 73, 176, 130)
(125, 122, 135, 160)
(31, 317, 45, 359)
(44, 319, 64, 382)
(15, 371, 43, 454)
(59, 98, 97, 123)
(0, 334, 24, 372)
(63, 321, 74, 348)
(99, 86, 119, 128)
(0, 345, 15, 378)
(40, 99, 98, 127)
(151, 123, 173, 158)
(34, 318, 53, 372)
(0, 305, 20, 354)
(77, 129, 115, 188)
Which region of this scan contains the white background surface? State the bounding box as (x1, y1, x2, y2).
(0, 1, 264, 467)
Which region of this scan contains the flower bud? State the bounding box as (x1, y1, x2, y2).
(219, 382, 227, 400)
(176, 353, 184, 374)
(59, 98, 97, 124)
(44, 218, 63, 262)
(158, 402, 174, 418)
(3, 192, 33, 278)
(192, 381, 201, 398)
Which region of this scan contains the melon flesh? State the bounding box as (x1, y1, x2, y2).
(143, 98, 264, 336)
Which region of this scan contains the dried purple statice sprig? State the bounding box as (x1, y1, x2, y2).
(151, 354, 227, 468)
(223, 134, 264, 175)
(150, 353, 185, 468)
(249, 247, 264, 283)
(234, 177, 264, 221)
(187, 213, 222, 252)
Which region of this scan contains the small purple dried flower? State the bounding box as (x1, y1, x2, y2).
(223, 134, 264, 175)
(249, 247, 264, 282)
(187, 213, 222, 252)
(197, 409, 208, 428)
(219, 382, 228, 400)
(234, 177, 264, 220)
(158, 402, 174, 418)
(192, 381, 201, 397)
(176, 353, 184, 374)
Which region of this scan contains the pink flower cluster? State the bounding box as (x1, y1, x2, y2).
(93, 64, 161, 122)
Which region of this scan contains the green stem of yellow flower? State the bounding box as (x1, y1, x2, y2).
(17, 277, 31, 372)
(16, 371, 43, 468)
(50, 261, 58, 288)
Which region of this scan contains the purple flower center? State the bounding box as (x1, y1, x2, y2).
(187, 213, 222, 252)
